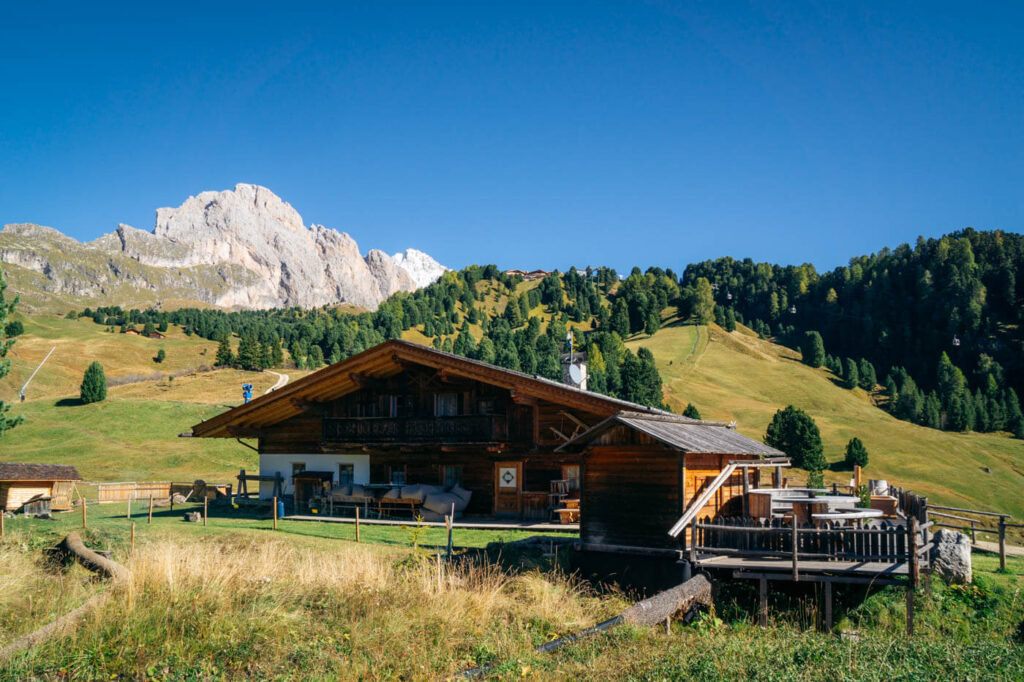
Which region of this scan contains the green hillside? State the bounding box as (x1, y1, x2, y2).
(626, 320, 1024, 519)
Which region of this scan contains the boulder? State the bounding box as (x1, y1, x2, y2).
(930, 528, 972, 584)
(183, 511, 202, 523)
(171, 493, 187, 504)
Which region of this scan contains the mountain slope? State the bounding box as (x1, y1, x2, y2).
(627, 321, 1024, 519)
(0, 184, 447, 313)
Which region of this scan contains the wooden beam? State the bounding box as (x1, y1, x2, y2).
(549, 426, 572, 443)
(510, 390, 537, 406)
(226, 426, 261, 439)
(559, 411, 591, 431)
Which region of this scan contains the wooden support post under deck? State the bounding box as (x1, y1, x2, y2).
(689, 517, 698, 563)
(741, 466, 749, 517)
(774, 466, 782, 488)
(791, 515, 799, 582)
(824, 581, 832, 632)
(758, 578, 768, 627)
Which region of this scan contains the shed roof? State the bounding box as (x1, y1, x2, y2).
(0, 462, 82, 482)
(190, 340, 698, 438)
(556, 411, 783, 457)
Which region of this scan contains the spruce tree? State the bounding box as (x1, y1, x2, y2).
(0, 269, 24, 436)
(923, 392, 942, 429)
(843, 358, 859, 389)
(691, 277, 715, 324)
(308, 345, 324, 368)
(154, 349, 166, 363)
(801, 331, 826, 368)
(1005, 388, 1024, 438)
(214, 336, 234, 367)
(857, 359, 877, 390)
(236, 334, 262, 370)
(763, 406, 825, 472)
(79, 361, 107, 404)
(610, 299, 631, 337)
(844, 437, 869, 468)
(645, 310, 660, 336)
(142, 320, 155, 336)
(682, 403, 701, 420)
(724, 308, 737, 332)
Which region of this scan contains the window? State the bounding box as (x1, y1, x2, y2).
(442, 465, 463, 488)
(338, 464, 354, 486)
(477, 398, 496, 415)
(562, 465, 580, 493)
(292, 462, 306, 477)
(389, 466, 406, 486)
(379, 394, 398, 417)
(434, 393, 458, 417)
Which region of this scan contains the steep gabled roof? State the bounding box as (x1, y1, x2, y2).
(556, 411, 783, 457)
(0, 462, 82, 481)
(190, 340, 694, 438)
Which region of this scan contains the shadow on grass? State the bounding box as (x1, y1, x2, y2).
(54, 397, 84, 407)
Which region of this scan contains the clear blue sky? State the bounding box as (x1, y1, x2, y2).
(2, 2, 1022, 273)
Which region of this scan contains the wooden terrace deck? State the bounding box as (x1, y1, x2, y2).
(284, 514, 578, 533)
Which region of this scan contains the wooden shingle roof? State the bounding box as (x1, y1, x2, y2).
(0, 462, 82, 481)
(556, 411, 783, 457)
(190, 340, 690, 439)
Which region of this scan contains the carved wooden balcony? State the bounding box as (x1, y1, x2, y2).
(322, 415, 511, 443)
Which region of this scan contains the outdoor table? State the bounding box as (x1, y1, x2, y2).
(785, 495, 860, 525)
(811, 508, 884, 525)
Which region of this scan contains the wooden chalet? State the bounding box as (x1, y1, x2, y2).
(0, 462, 81, 512)
(190, 340, 779, 539)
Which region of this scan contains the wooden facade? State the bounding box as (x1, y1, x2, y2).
(0, 463, 81, 512)
(192, 341, 779, 535)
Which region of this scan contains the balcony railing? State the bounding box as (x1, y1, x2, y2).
(323, 415, 510, 443)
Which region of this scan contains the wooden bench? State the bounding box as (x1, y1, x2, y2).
(555, 507, 579, 524)
(378, 497, 421, 519)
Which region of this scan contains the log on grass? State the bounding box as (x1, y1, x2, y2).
(0, 534, 128, 660)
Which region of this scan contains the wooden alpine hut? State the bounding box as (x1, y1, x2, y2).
(189, 341, 782, 561)
(0, 462, 82, 512)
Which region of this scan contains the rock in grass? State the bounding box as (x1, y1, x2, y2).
(930, 528, 972, 584)
(183, 511, 202, 523)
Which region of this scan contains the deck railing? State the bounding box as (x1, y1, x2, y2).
(323, 415, 510, 443)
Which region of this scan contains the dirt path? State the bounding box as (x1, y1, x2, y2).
(973, 540, 1024, 557)
(264, 370, 289, 394)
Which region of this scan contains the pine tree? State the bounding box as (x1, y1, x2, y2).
(236, 334, 262, 371)
(683, 403, 701, 419)
(142, 320, 155, 336)
(504, 295, 523, 328)
(946, 392, 969, 431)
(308, 345, 324, 368)
(895, 376, 923, 421)
(801, 331, 826, 368)
(610, 299, 630, 337)
(154, 349, 166, 363)
(79, 361, 107, 404)
(645, 310, 660, 336)
(857, 359, 877, 390)
(214, 336, 234, 367)
(0, 268, 24, 436)
(844, 437, 869, 468)
(763, 406, 825, 472)
(922, 392, 942, 429)
(724, 308, 737, 332)
(270, 338, 284, 367)
(1005, 388, 1024, 438)
(843, 358, 859, 389)
(937, 352, 966, 410)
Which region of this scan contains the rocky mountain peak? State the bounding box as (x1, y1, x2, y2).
(1, 185, 447, 312)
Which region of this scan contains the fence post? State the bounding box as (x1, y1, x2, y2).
(126, 498, 131, 520)
(203, 496, 208, 527)
(1, 509, 4, 540)
(273, 496, 278, 531)
(999, 516, 1007, 572)
(82, 501, 87, 529)
(130, 521, 135, 556)
(355, 505, 360, 543)
(148, 495, 154, 524)
(906, 516, 918, 637)
(791, 515, 799, 582)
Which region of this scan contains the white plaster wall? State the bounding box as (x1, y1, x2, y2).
(258, 453, 370, 498)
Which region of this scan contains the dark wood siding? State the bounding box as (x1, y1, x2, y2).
(260, 414, 324, 454)
(581, 446, 681, 549)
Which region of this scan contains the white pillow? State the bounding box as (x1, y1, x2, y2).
(450, 485, 473, 505)
(423, 492, 461, 515)
(349, 484, 366, 498)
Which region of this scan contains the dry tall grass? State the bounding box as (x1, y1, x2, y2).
(3, 533, 623, 680)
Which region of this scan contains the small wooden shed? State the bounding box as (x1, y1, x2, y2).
(0, 463, 82, 511)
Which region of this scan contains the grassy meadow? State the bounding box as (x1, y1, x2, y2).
(627, 319, 1024, 521)
(0, 502, 1022, 680)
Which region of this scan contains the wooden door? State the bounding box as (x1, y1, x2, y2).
(493, 461, 522, 517)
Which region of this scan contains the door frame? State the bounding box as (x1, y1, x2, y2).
(493, 461, 523, 517)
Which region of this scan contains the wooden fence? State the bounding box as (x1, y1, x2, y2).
(692, 516, 926, 565)
(87, 481, 231, 504)
(929, 503, 1021, 571)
